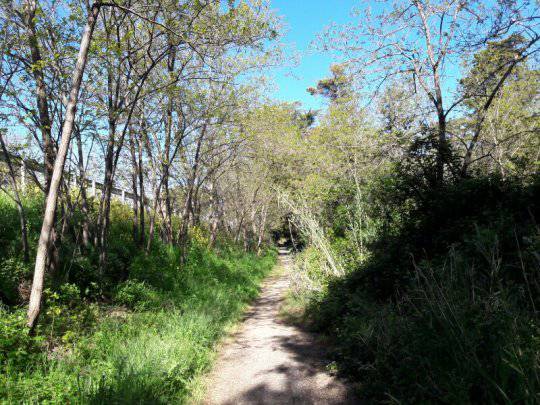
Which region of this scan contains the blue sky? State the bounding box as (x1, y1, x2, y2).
(265, 0, 486, 114)
(268, 0, 360, 111)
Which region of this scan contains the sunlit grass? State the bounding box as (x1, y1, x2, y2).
(1, 244, 277, 404)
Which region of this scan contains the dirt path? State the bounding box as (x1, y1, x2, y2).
(202, 249, 357, 405)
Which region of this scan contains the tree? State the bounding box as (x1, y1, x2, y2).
(307, 63, 351, 102)
(1, 0, 281, 329)
(458, 34, 540, 175)
(27, 1, 101, 329)
(318, 0, 539, 182)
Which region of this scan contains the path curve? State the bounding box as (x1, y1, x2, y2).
(202, 249, 357, 404)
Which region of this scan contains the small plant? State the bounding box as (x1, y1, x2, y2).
(114, 280, 161, 310)
(0, 308, 43, 370)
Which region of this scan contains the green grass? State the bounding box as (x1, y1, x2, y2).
(1, 244, 276, 404)
(0, 190, 277, 404)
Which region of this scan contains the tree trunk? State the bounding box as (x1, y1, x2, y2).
(27, 3, 101, 330)
(128, 127, 140, 244)
(0, 135, 29, 263)
(162, 45, 176, 245)
(23, 0, 55, 193)
(256, 205, 268, 256)
(75, 125, 90, 247)
(146, 190, 160, 252)
(436, 106, 447, 183)
(24, 0, 60, 275)
(178, 124, 205, 253)
(97, 118, 116, 273)
(137, 133, 145, 247)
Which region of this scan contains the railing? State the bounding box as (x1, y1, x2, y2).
(0, 151, 146, 207)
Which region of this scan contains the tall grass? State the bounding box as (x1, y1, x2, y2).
(0, 190, 277, 403)
(287, 175, 540, 403)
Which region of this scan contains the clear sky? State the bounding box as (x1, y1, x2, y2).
(266, 0, 480, 114)
(268, 0, 359, 112)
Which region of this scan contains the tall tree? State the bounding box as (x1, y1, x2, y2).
(318, 0, 539, 182)
(27, 1, 101, 330)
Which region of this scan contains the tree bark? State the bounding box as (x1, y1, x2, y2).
(75, 125, 90, 247)
(27, 3, 101, 330)
(162, 45, 176, 244)
(178, 124, 206, 252)
(23, 0, 55, 193)
(137, 131, 145, 247)
(128, 127, 140, 244)
(0, 134, 29, 263)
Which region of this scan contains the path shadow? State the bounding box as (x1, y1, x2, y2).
(216, 300, 360, 404)
(217, 328, 360, 404)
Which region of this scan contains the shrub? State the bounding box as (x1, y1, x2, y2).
(0, 308, 43, 370)
(296, 173, 540, 403)
(0, 258, 31, 304)
(128, 246, 180, 290)
(114, 280, 161, 310)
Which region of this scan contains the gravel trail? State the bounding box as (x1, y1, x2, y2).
(202, 249, 358, 405)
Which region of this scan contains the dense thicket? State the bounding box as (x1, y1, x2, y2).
(268, 1, 540, 402)
(304, 174, 540, 402)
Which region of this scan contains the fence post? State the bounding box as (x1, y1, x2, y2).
(121, 189, 125, 204)
(92, 180, 96, 197)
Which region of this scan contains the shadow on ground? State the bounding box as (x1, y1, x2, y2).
(204, 249, 359, 405)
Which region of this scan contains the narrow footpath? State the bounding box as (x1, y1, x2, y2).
(203, 249, 358, 405)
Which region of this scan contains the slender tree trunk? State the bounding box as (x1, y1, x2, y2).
(24, 0, 61, 275)
(235, 214, 245, 244)
(436, 106, 447, 183)
(288, 218, 297, 251)
(0, 135, 29, 263)
(242, 226, 249, 252)
(208, 182, 222, 247)
(146, 191, 160, 252)
(256, 205, 268, 256)
(144, 130, 160, 253)
(178, 124, 205, 252)
(75, 125, 90, 247)
(128, 127, 140, 244)
(162, 46, 176, 244)
(137, 133, 145, 247)
(27, 3, 101, 330)
(23, 0, 55, 193)
(97, 119, 116, 273)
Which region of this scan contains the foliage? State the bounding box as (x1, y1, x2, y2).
(0, 309, 43, 371)
(291, 172, 540, 403)
(0, 191, 277, 403)
(114, 280, 161, 310)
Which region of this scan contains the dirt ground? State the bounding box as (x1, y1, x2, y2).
(202, 249, 358, 405)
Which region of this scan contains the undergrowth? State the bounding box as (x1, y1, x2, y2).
(0, 191, 277, 404)
(288, 174, 540, 403)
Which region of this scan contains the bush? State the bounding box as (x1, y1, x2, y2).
(296, 173, 540, 403)
(128, 245, 180, 290)
(0, 308, 43, 370)
(37, 284, 100, 345)
(114, 280, 161, 310)
(0, 258, 31, 304)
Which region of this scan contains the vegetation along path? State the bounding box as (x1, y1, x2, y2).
(203, 249, 357, 405)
